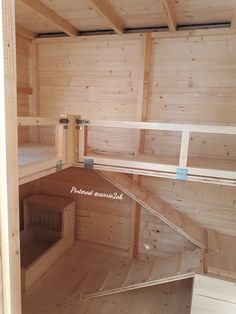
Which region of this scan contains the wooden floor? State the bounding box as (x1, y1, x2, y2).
(18, 144, 56, 167)
(22, 243, 193, 314)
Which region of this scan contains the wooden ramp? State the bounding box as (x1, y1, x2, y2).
(191, 274, 236, 314)
(98, 170, 207, 249)
(73, 249, 203, 299)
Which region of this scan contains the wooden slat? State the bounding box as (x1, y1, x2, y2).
(18, 116, 58, 126)
(79, 120, 236, 135)
(0, 0, 22, 313)
(80, 249, 203, 299)
(87, 0, 124, 34)
(15, 22, 35, 40)
(21, 0, 78, 37)
(161, 0, 176, 32)
(98, 171, 207, 249)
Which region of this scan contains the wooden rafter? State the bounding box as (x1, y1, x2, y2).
(15, 22, 35, 40)
(21, 0, 78, 37)
(87, 0, 124, 34)
(161, 0, 176, 32)
(98, 171, 207, 249)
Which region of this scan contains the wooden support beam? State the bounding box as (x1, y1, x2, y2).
(137, 33, 152, 122)
(29, 41, 39, 116)
(15, 23, 35, 40)
(0, 0, 22, 313)
(231, 11, 236, 29)
(67, 115, 78, 164)
(179, 131, 190, 168)
(161, 0, 176, 32)
(98, 171, 207, 249)
(130, 198, 141, 258)
(130, 33, 152, 258)
(21, 0, 78, 37)
(87, 0, 124, 34)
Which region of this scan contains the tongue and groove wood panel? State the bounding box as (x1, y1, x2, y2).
(191, 274, 236, 314)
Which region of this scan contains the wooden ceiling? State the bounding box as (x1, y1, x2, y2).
(15, 0, 236, 37)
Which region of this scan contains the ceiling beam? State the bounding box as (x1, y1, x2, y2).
(15, 23, 36, 40)
(231, 11, 236, 29)
(161, 0, 176, 32)
(88, 0, 124, 35)
(21, 0, 78, 37)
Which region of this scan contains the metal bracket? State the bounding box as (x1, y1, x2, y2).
(176, 168, 188, 180)
(76, 118, 90, 125)
(56, 160, 63, 171)
(59, 117, 69, 129)
(84, 158, 94, 169)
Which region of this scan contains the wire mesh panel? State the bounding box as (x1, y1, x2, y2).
(18, 125, 57, 167)
(18, 125, 56, 145)
(86, 125, 182, 165)
(145, 130, 182, 156)
(188, 132, 236, 171)
(87, 126, 140, 155)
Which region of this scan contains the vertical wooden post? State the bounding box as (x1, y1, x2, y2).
(56, 122, 67, 162)
(29, 40, 39, 116)
(78, 125, 88, 162)
(0, 0, 22, 313)
(66, 115, 78, 164)
(179, 130, 190, 168)
(130, 33, 152, 259)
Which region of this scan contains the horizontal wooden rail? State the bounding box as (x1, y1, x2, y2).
(18, 116, 58, 126)
(78, 119, 236, 135)
(77, 119, 236, 186)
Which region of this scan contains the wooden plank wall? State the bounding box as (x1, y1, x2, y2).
(18, 169, 236, 257)
(37, 33, 236, 163)
(16, 32, 236, 257)
(141, 176, 236, 237)
(38, 36, 142, 119)
(38, 168, 132, 254)
(19, 168, 197, 257)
